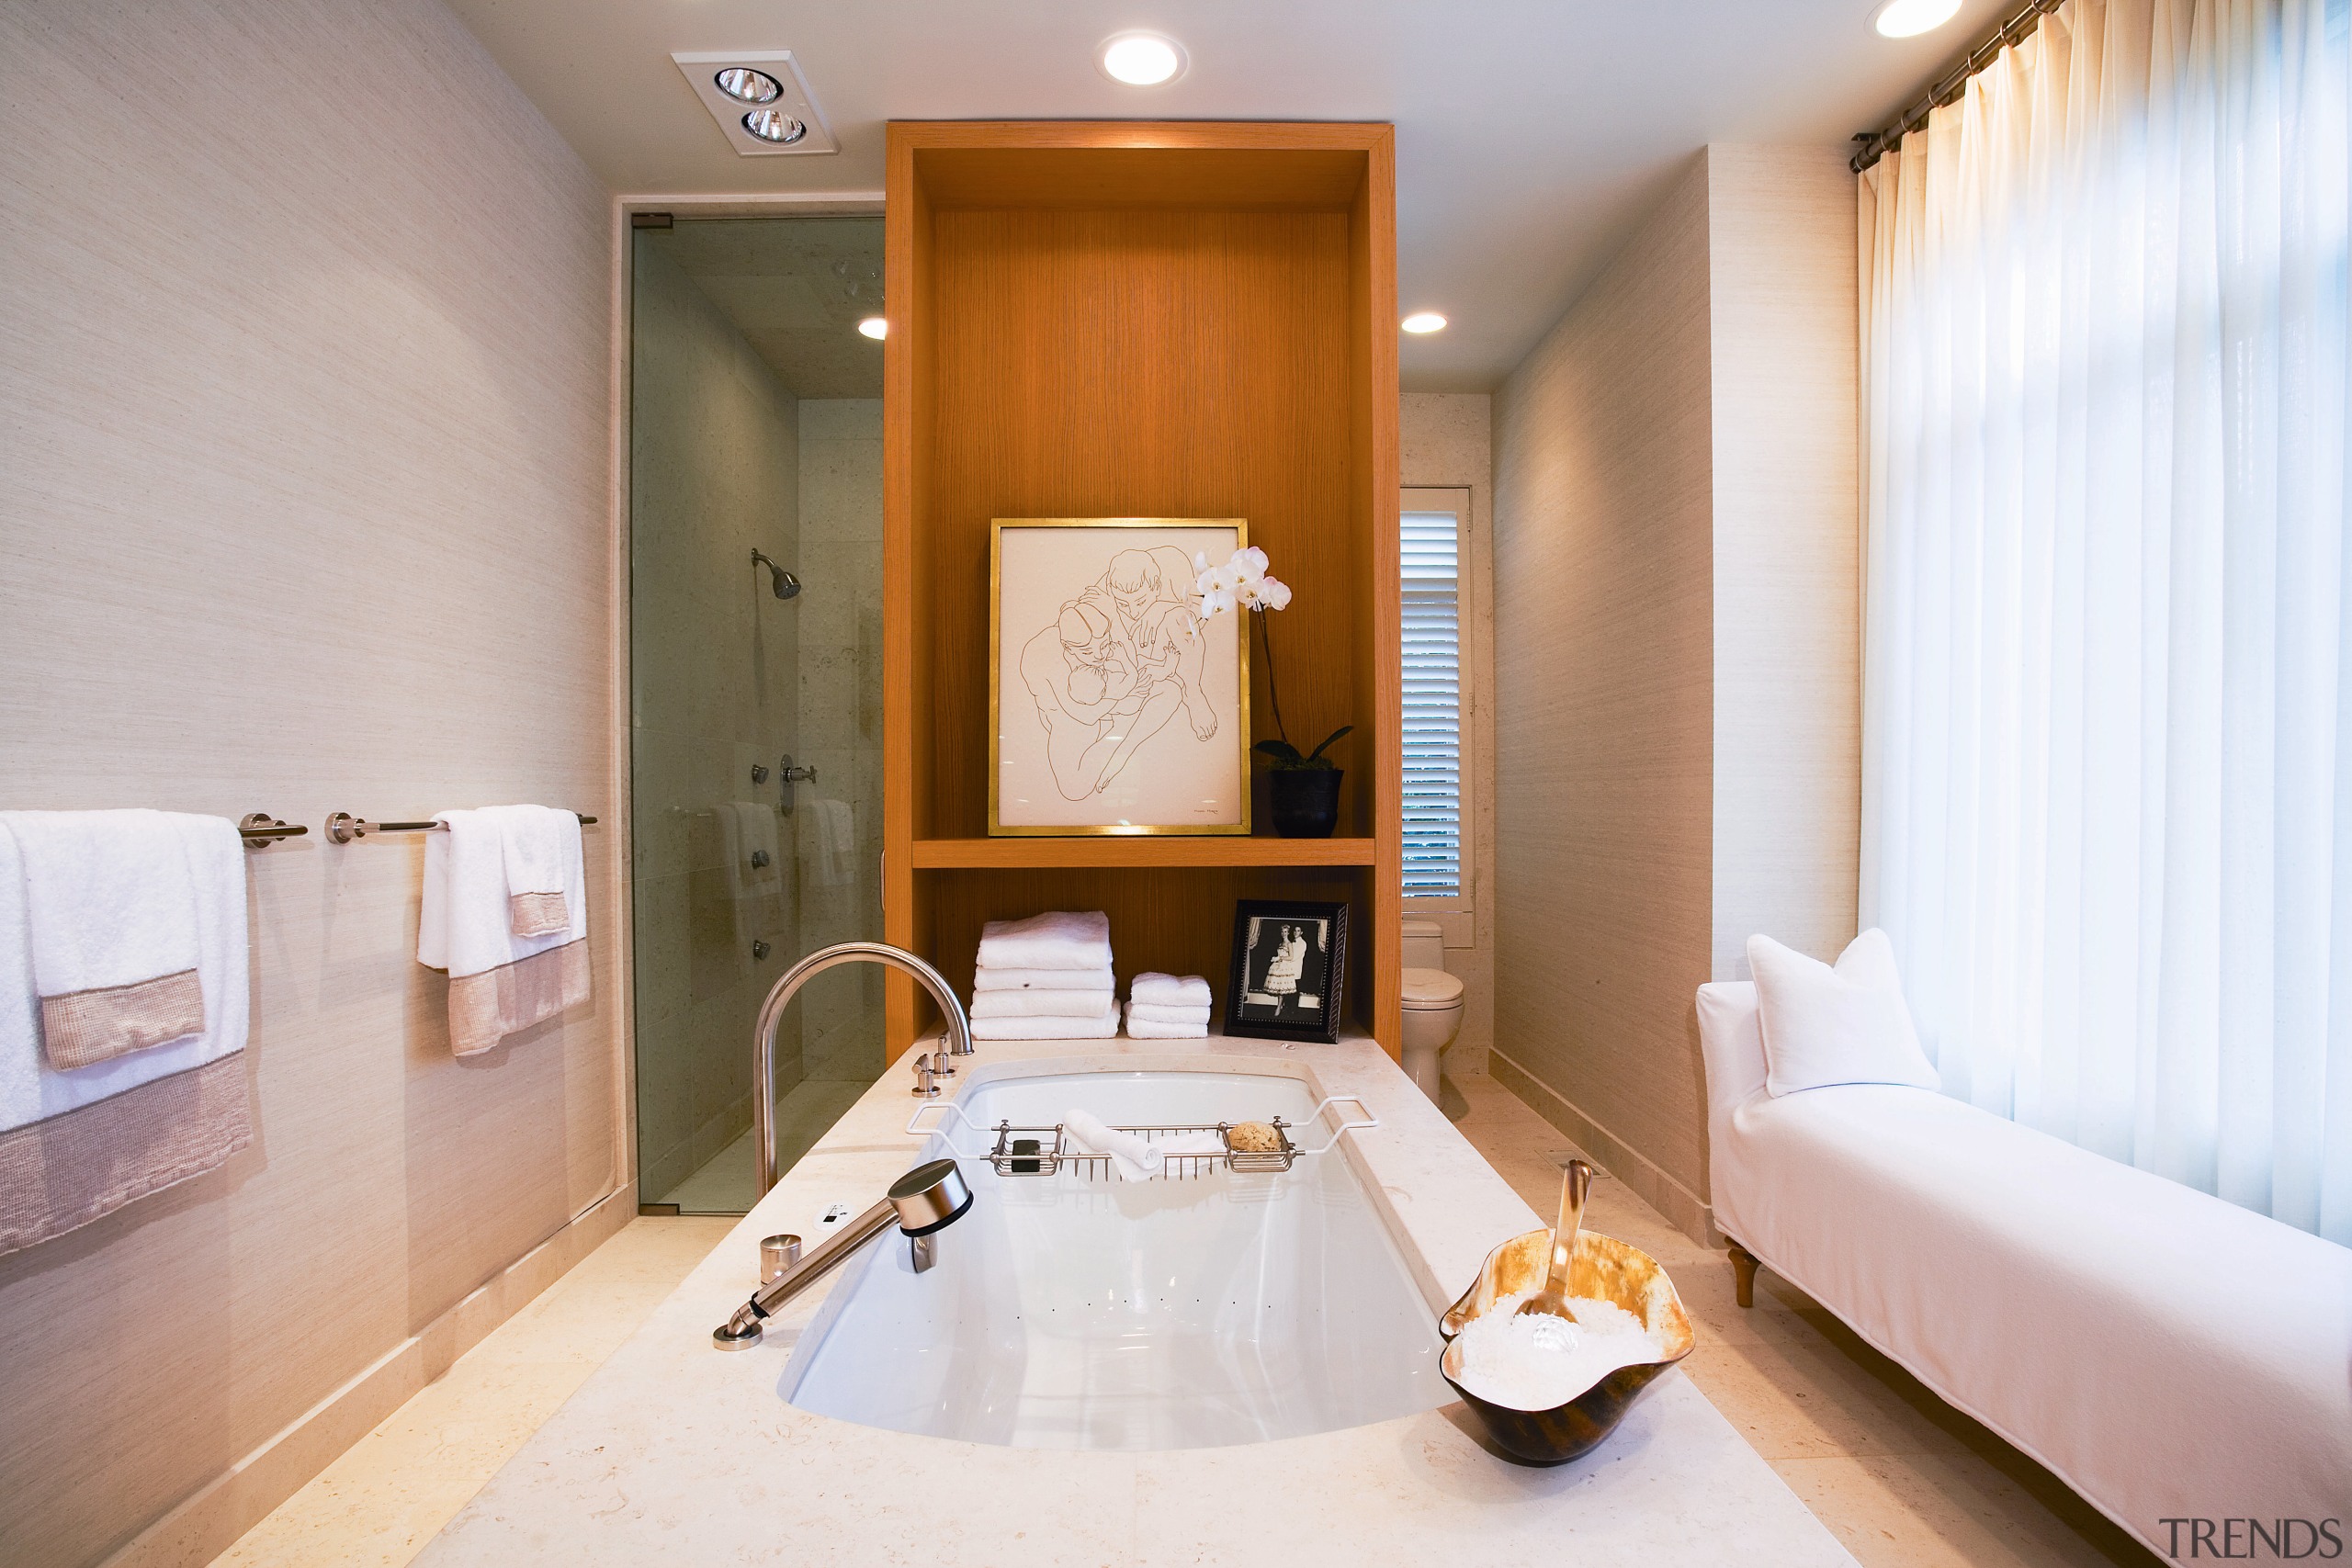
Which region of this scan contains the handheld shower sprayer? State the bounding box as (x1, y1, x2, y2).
(711, 1157, 972, 1350)
(751, 548, 801, 601)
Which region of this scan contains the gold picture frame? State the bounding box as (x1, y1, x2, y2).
(989, 518, 1252, 836)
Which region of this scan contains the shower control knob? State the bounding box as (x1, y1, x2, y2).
(752, 940, 771, 961)
(751, 850, 770, 869)
(751, 764, 769, 784)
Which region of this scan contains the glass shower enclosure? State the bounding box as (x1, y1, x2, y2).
(628, 214, 886, 1213)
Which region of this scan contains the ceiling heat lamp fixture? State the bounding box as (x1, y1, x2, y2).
(672, 51, 839, 156)
(1401, 312, 1448, 334)
(1871, 0, 1962, 37)
(1096, 31, 1188, 85)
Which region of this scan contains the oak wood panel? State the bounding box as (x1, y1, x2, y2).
(884, 121, 1400, 1061)
(910, 836, 1377, 868)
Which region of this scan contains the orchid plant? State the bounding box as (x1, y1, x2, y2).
(1192, 546, 1352, 772)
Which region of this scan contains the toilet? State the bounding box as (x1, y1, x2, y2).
(1399, 918, 1465, 1100)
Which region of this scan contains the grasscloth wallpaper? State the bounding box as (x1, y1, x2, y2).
(0, 2, 619, 1562)
(1491, 148, 1858, 1241)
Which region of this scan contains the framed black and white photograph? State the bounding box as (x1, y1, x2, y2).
(1223, 899, 1349, 1043)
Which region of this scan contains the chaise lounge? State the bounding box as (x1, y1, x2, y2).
(1698, 977, 2352, 1559)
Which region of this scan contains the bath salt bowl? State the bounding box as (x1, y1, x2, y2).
(1439, 1226, 1693, 1464)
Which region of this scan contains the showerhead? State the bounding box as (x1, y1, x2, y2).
(751, 548, 801, 601)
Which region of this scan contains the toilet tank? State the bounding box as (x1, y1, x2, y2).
(1401, 917, 1447, 973)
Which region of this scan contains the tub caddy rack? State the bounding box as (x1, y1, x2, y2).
(906, 1097, 1378, 1182)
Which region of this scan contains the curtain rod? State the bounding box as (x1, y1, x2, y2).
(1850, 0, 2073, 172)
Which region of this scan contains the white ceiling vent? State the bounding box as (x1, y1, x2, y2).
(672, 51, 839, 157)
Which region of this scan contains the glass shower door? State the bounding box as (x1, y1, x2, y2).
(628, 214, 887, 1213)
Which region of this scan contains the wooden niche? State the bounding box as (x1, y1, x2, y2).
(882, 122, 1402, 1059)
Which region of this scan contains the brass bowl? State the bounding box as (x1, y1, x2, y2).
(1438, 1227, 1694, 1464)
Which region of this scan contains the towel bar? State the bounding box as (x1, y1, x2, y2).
(238, 813, 310, 850)
(325, 810, 596, 844)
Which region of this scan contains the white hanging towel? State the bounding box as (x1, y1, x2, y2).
(497, 805, 577, 937)
(419, 808, 587, 1056)
(976, 910, 1111, 972)
(0, 811, 252, 1257)
(798, 798, 855, 889)
(0, 808, 230, 1069)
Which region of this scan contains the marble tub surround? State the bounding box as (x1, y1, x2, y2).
(418, 1037, 1858, 1565)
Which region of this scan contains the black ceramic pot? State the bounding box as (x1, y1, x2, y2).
(1267, 768, 1342, 838)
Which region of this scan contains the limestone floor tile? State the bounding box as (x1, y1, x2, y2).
(209, 1216, 731, 1568)
(1445, 1071, 2158, 1568)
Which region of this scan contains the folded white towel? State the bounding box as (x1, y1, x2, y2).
(974, 964, 1116, 993)
(494, 805, 576, 937)
(977, 910, 1112, 972)
(970, 987, 1116, 1020)
(1127, 1001, 1212, 1025)
(0, 814, 250, 1133)
(1124, 1014, 1210, 1039)
(419, 808, 588, 1055)
(1129, 971, 1211, 1009)
(1, 808, 220, 1069)
(969, 1005, 1119, 1041)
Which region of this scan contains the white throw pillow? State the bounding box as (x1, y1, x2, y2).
(1747, 929, 1940, 1098)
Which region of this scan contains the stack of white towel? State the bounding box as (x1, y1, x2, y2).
(969, 910, 1117, 1039)
(1125, 972, 1212, 1038)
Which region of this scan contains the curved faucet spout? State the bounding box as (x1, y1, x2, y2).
(753, 942, 972, 1196)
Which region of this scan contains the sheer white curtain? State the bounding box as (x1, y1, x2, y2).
(1860, 0, 2352, 1243)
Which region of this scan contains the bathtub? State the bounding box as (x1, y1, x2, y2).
(781, 1068, 1448, 1451)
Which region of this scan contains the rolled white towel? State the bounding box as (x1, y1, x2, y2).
(974, 964, 1115, 993)
(1127, 1000, 1212, 1025)
(1124, 1003, 1209, 1039)
(969, 1005, 1119, 1041)
(970, 987, 1116, 1020)
(1062, 1107, 1159, 1180)
(1129, 971, 1211, 1009)
(977, 910, 1111, 972)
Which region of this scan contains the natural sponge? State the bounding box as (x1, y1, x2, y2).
(1227, 1121, 1283, 1153)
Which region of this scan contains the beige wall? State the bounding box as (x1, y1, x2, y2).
(0, 4, 618, 1564)
(1490, 148, 1858, 1242)
(1399, 394, 1496, 1077)
(1492, 156, 1718, 1235)
(1706, 147, 1861, 984)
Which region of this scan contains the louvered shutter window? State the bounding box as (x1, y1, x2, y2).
(1401, 508, 1462, 897)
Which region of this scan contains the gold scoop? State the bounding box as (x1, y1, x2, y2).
(1515, 1158, 1596, 1337)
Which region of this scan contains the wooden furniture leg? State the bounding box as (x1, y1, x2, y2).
(1725, 1241, 1759, 1308)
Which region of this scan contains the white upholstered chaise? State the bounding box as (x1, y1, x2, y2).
(1697, 980, 2352, 1556)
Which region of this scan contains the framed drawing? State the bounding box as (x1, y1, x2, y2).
(1223, 899, 1349, 1043)
(990, 518, 1251, 835)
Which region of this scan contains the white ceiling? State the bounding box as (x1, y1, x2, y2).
(444, 0, 2007, 389)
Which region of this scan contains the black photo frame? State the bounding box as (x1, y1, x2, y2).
(1223, 899, 1349, 1043)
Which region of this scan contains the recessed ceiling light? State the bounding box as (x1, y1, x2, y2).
(1097, 31, 1187, 86)
(1871, 0, 1962, 38)
(857, 316, 888, 340)
(714, 67, 781, 104)
(1401, 311, 1448, 334)
(742, 108, 808, 144)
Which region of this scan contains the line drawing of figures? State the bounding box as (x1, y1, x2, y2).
(1016, 545, 1217, 800)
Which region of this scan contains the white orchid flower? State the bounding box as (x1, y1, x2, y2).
(1192, 546, 1286, 622)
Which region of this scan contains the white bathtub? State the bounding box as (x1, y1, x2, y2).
(781, 1068, 1448, 1451)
